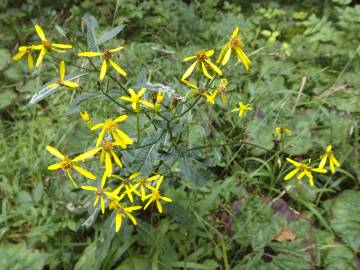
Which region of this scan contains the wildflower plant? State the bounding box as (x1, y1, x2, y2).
(13, 18, 344, 235)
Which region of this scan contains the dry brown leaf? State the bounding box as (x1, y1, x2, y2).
(273, 227, 297, 242)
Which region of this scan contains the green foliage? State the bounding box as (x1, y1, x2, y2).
(1, 0, 360, 269)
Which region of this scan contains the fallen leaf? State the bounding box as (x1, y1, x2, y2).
(273, 227, 297, 242)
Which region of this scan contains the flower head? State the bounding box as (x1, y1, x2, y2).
(12, 45, 36, 70)
(274, 127, 291, 140)
(111, 172, 142, 202)
(216, 26, 251, 70)
(203, 90, 218, 105)
(81, 185, 120, 214)
(108, 198, 142, 232)
(48, 61, 79, 89)
(80, 111, 90, 122)
(78, 47, 126, 80)
(181, 49, 222, 81)
(319, 145, 340, 174)
(143, 176, 172, 213)
(284, 158, 327, 186)
(120, 88, 154, 112)
(153, 91, 165, 112)
(34, 24, 72, 66)
(217, 78, 228, 104)
(231, 102, 252, 117)
(46, 145, 96, 188)
(132, 174, 161, 201)
(91, 115, 133, 148)
(73, 139, 123, 185)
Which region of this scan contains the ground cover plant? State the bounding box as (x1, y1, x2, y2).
(1, 0, 360, 269)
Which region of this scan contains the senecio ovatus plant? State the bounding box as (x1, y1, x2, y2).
(13, 23, 341, 233)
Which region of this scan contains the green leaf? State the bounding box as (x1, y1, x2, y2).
(32, 182, 43, 203)
(0, 49, 10, 71)
(328, 190, 360, 252)
(96, 25, 125, 45)
(0, 90, 16, 109)
(83, 13, 98, 51)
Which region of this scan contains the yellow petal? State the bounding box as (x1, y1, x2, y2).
(46, 145, 64, 159)
(126, 212, 137, 225)
(180, 79, 198, 89)
(36, 48, 46, 67)
(72, 147, 101, 162)
(297, 170, 306, 180)
(155, 176, 163, 189)
(115, 129, 133, 145)
(114, 115, 128, 123)
(105, 152, 112, 176)
(48, 163, 62, 170)
(205, 50, 214, 57)
(326, 145, 332, 152)
(62, 81, 79, 88)
(109, 46, 124, 53)
(59, 61, 65, 81)
(183, 55, 196, 62)
(234, 47, 251, 70)
(52, 43, 72, 49)
(329, 159, 335, 174)
(138, 88, 146, 97)
(101, 171, 108, 188)
(331, 156, 340, 168)
(284, 168, 299, 180)
(204, 59, 222, 75)
(27, 54, 34, 69)
(115, 213, 122, 232)
(91, 123, 104, 130)
(286, 158, 302, 167)
(101, 197, 105, 214)
(47, 83, 59, 89)
(35, 24, 46, 41)
(231, 26, 239, 38)
(73, 165, 96, 180)
(181, 60, 198, 80)
(109, 60, 127, 77)
(12, 50, 26, 61)
(78, 51, 103, 57)
(81, 185, 98, 191)
(111, 150, 122, 168)
(139, 100, 154, 108)
(201, 62, 213, 79)
(96, 128, 105, 147)
(120, 96, 132, 102)
(125, 206, 142, 211)
(144, 198, 153, 210)
(156, 200, 163, 213)
(161, 196, 172, 202)
(312, 167, 327, 174)
(221, 47, 232, 66)
(93, 196, 99, 206)
(318, 156, 327, 169)
(99, 60, 107, 80)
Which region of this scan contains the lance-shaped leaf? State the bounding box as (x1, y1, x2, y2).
(96, 25, 125, 45)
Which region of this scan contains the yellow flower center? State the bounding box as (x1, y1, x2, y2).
(116, 207, 125, 214)
(101, 140, 114, 152)
(151, 190, 160, 200)
(103, 50, 112, 61)
(139, 178, 146, 186)
(42, 40, 51, 50)
(104, 119, 116, 131)
(61, 157, 73, 170)
(95, 189, 104, 196)
(231, 36, 243, 48)
(196, 50, 207, 61)
(132, 95, 140, 103)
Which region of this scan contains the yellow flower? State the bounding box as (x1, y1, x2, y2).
(274, 127, 291, 140)
(73, 140, 123, 183)
(181, 49, 222, 80)
(111, 172, 141, 202)
(120, 88, 154, 112)
(48, 61, 79, 89)
(319, 145, 340, 174)
(153, 91, 165, 112)
(108, 198, 142, 232)
(80, 111, 90, 122)
(284, 158, 327, 186)
(203, 90, 218, 105)
(46, 145, 96, 188)
(78, 47, 126, 80)
(91, 115, 133, 147)
(34, 24, 72, 67)
(132, 174, 161, 201)
(231, 102, 252, 117)
(217, 78, 228, 104)
(12, 45, 36, 70)
(143, 176, 172, 213)
(81, 185, 120, 214)
(216, 26, 251, 70)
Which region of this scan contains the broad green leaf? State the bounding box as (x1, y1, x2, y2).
(96, 25, 125, 45)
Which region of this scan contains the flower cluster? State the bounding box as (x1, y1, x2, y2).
(284, 145, 341, 186)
